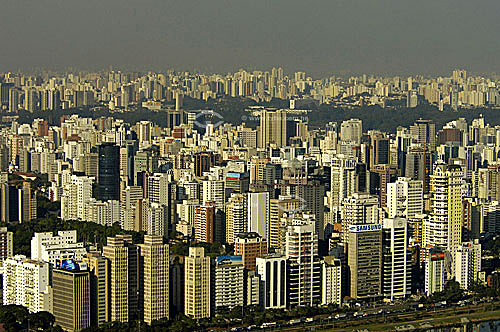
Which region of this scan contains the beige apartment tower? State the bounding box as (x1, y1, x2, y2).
(82, 253, 109, 327)
(102, 237, 129, 322)
(139, 235, 169, 324)
(184, 247, 211, 319)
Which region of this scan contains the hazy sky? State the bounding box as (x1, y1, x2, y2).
(1, 0, 499, 76)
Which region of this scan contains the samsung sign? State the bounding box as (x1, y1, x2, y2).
(349, 224, 382, 233)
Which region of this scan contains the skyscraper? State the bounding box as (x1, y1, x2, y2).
(386, 177, 423, 219)
(423, 163, 463, 274)
(286, 217, 321, 307)
(382, 218, 411, 300)
(248, 192, 270, 242)
(226, 194, 248, 244)
(341, 193, 379, 244)
(184, 247, 211, 319)
(258, 109, 287, 147)
(102, 237, 129, 322)
(348, 224, 382, 299)
(234, 232, 267, 271)
(455, 241, 481, 290)
(52, 265, 91, 332)
(139, 235, 169, 323)
(214, 255, 244, 309)
(256, 254, 287, 309)
(98, 143, 120, 201)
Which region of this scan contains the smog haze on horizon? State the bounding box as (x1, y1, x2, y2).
(1, 0, 499, 76)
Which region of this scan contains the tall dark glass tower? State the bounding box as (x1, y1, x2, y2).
(98, 143, 120, 201)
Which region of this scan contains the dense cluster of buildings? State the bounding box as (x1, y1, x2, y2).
(1, 69, 500, 112)
(0, 79, 498, 330)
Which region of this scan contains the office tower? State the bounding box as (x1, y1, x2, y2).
(31, 230, 87, 265)
(410, 119, 436, 151)
(455, 241, 481, 290)
(194, 152, 217, 177)
(340, 118, 362, 144)
(133, 148, 159, 185)
(296, 182, 325, 240)
(139, 235, 169, 323)
(102, 237, 129, 322)
(269, 196, 303, 250)
(286, 218, 321, 307)
(423, 163, 463, 272)
(256, 254, 287, 309)
(330, 154, 358, 210)
(234, 232, 268, 271)
(184, 247, 211, 319)
(82, 253, 109, 327)
(370, 133, 390, 167)
(98, 143, 120, 201)
(52, 265, 91, 332)
(247, 192, 270, 242)
(3, 255, 50, 313)
(341, 193, 379, 244)
(405, 146, 432, 193)
(258, 109, 287, 147)
(0, 227, 13, 261)
(226, 194, 248, 244)
(321, 256, 342, 306)
(225, 172, 250, 194)
(214, 255, 244, 309)
(424, 249, 446, 295)
(347, 224, 382, 299)
(382, 218, 411, 300)
(245, 270, 260, 306)
(386, 177, 423, 218)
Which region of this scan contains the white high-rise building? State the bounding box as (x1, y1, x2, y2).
(423, 163, 463, 275)
(387, 177, 423, 218)
(321, 256, 342, 306)
(248, 192, 270, 242)
(330, 154, 358, 210)
(256, 254, 287, 309)
(202, 179, 225, 208)
(286, 218, 322, 307)
(214, 255, 244, 309)
(382, 218, 411, 300)
(341, 193, 379, 244)
(340, 118, 362, 144)
(455, 241, 481, 290)
(61, 174, 94, 221)
(31, 230, 87, 265)
(425, 249, 446, 296)
(3, 255, 50, 313)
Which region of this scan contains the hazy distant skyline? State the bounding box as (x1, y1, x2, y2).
(1, 0, 499, 77)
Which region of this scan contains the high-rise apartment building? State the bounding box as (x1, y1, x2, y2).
(455, 241, 481, 290)
(0, 227, 13, 261)
(226, 194, 248, 244)
(286, 218, 321, 307)
(321, 256, 342, 306)
(102, 237, 129, 322)
(423, 163, 463, 274)
(139, 235, 169, 323)
(258, 109, 287, 147)
(386, 177, 423, 219)
(425, 248, 446, 295)
(214, 255, 244, 309)
(184, 247, 211, 319)
(82, 253, 109, 327)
